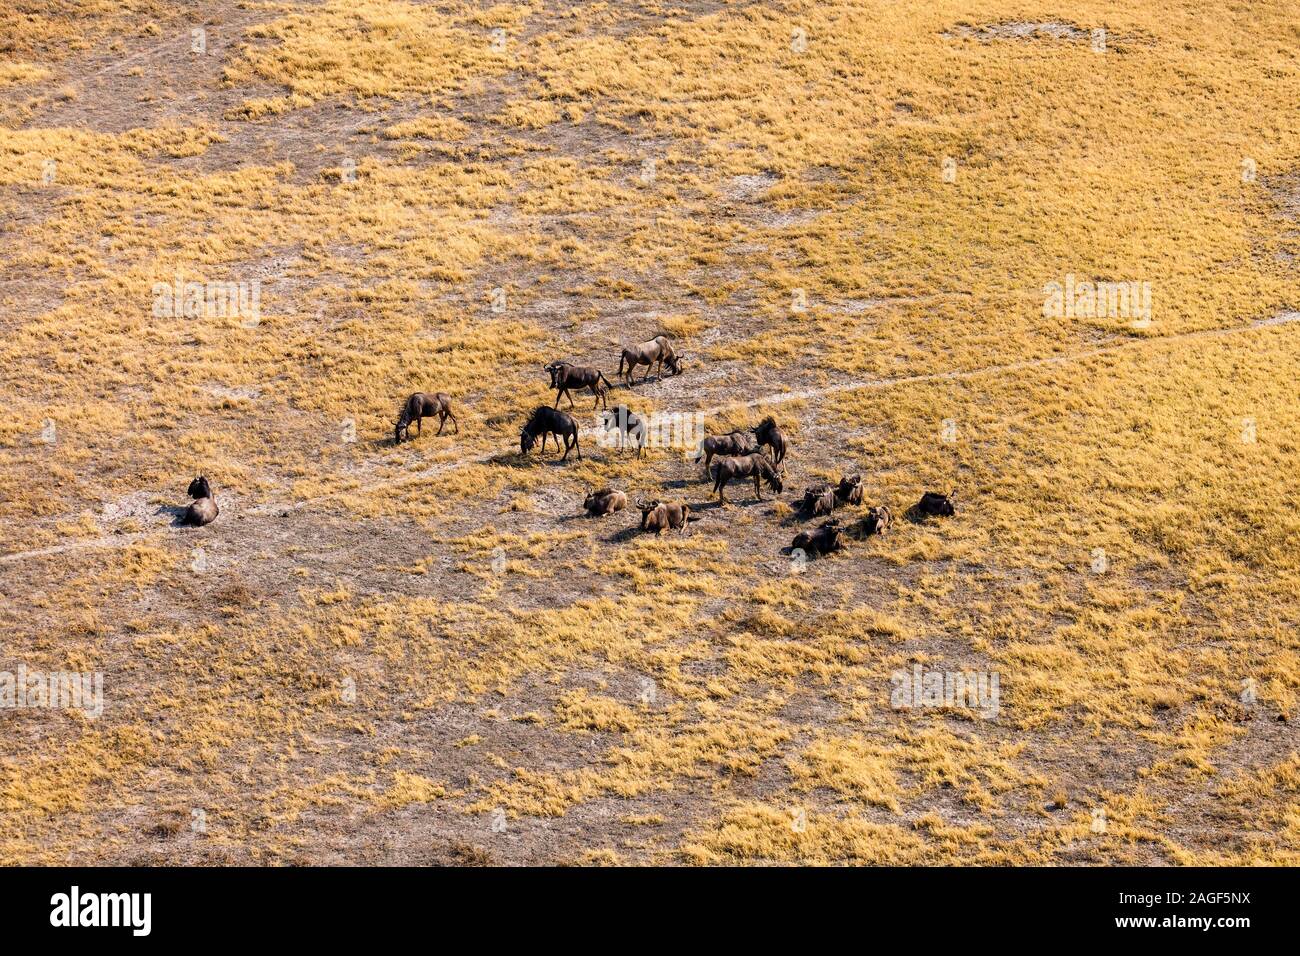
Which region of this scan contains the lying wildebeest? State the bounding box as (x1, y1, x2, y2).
(600, 404, 647, 457)
(583, 488, 627, 517)
(637, 498, 691, 534)
(697, 430, 757, 475)
(752, 416, 788, 465)
(546, 361, 613, 410)
(395, 392, 458, 443)
(711, 451, 783, 503)
(849, 505, 892, 538)
(520, 406, 581, 461)
(917, 490, 957, 517)
(617, 335, 682, 386)
(182, 476, 219, 527)
(834, 474, 863, 506)
(800, 484, 836, 517)
(791, 519, 843, 558)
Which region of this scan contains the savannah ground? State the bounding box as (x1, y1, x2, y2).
(0, 0, 1297, 865)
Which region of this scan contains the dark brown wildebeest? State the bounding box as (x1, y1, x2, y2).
(697, 431, 757, 475)
(520, 406, 581, 461)
(395, 392, 458, 443)
(617, 335, 682, 386)
(182, 476, 219, 527)
(791, 519, 843, 558)
(600, 404, 647, 457)
(834, 474, 863, 506)
(800, 485, 836, 517)
(849, 505, 892, 538)
(546, 361, 613, 410)
(583, 488, 627, 517)
(752, 416, 788, 465)
(637, 498, 691, 534)
(917, 490, 957, 517)
(710, 451, 783, 504)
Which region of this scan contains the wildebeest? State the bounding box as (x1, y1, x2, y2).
(710, 451, 783, 504)
(834, 474, 863, 506)
(637, 498, 691, 534)
(791, 519, 843, 558)
(849, 505, 892, 538)
(600, 404, 647, 457)
(617, 335, 682, 386)
(546, 361, 613, 410)
(583, 488, 627, 517)
(752, 416, 788, 465)
(182, 476, 219, 527)
(917, 490, 957, 517)
(697, 430, 757, 475)
(395, 392, 458, 444)
(520, 406, 581, 461)
(800, 484, 836, 517)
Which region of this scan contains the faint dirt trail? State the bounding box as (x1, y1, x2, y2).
(4, 312, 1295, 567)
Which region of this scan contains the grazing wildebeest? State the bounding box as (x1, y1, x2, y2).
(546, 361, 613, 410)
(849, 505, 892, 538)
(395, 392, 458, 443)
(800, 485, 836, 517)
(752, 416, 788, 465)
(791, 519, 843, 558)
(600, 404, 647, 457)
(697, 431, 757, 475)
(583, 488, 627, 517)
(637, 498, 691, 534)
(711, 451, 783, 504)
(617, 335, 682, 385)
(834, 474, 863, 506)
(917, 490, 957, 517)
(182, 476, 219, 527)
(520, 406, 581, 462)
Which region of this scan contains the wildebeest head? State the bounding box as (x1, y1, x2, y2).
(187, 476, 211, 499)
(520, 429, 537, 455)
(665, 353, 684, 376)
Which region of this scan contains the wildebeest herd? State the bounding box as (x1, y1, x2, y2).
(178, 332, 957, 559)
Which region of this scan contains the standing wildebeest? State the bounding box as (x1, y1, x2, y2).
(182, 476, 219, 527)
(710, 451, 784, 504)
(834, 474, 863, 506)
(791, 519, 843, 558)
(637, 498, 691, 534)
(752, 416, 788, 465)
(520, 406, 582, 461)
(583, 488, 627, 517)
(546, 361, 613, 410)
(617, 335, 682, 386)
(697, 430, 757, 475)
(849, 505, 892, 538)
(800, 485, 836, 517)
(600, 404, 647, 457)
(395, 392, 458, 443)
(916, 490, 957, 517)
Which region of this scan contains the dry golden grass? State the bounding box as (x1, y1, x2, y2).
(1, 0, 1297, 865)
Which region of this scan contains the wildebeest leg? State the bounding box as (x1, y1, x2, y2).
(754, 473, 763, 501)
(573, 431, 581, 461)
(436, 411, 446, 435)
(566, 387, 575, 409)
(539, 432, 548, 454)
(414, 415, 422, 437)
(715, 474, 728, 504)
